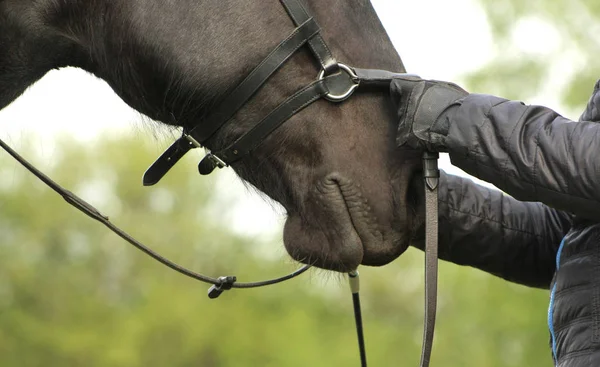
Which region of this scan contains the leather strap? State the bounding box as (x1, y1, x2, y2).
(420, 151, 439, 367)
(198, 78, 330, 174)
(280, 0, 339, 75)
(353, 67, 419, 87)
(187, 17, 321, 143)
(199, 69, 423, 174)
(143, 135, 196, 186)
(143, 17, 321, 186)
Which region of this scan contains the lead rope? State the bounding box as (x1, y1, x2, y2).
(0, 138, 310, 297)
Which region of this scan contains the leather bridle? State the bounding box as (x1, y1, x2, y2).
(0, 0, 440, 366)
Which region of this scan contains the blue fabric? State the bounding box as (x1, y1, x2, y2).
(549, 237, 566, 364)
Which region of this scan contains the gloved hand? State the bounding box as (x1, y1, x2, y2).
(390, 76, 468, 152)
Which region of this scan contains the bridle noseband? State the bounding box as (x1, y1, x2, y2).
(0, 1, 440, 366)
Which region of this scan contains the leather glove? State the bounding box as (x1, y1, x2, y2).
(390, 76, 468, 152)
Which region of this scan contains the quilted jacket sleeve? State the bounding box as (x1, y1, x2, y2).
(409, 80, 600, 289)
(410, 171, 572, 289)
(445, 80, 600, 220)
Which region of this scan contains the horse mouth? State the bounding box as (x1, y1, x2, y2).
(334, 173, 408, 268)
(283, 173, 408, 272)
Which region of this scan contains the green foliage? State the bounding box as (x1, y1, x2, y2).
(0, 135, 551, 366)
(465, 0, 600, 112)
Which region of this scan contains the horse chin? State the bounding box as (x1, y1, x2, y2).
(282, 173, 408, 272)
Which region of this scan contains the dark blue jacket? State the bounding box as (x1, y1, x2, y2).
(406, 80, 600, 366)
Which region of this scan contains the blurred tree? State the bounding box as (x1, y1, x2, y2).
(465, 0, 600, 113)
(0, 135, 551, 366)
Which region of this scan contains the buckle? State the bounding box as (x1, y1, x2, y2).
(184, 134, 203, 148)
(207, 152, 227, 168)
(183, 132, 228, 176)
(198, 151, 228, 175)
(317, 63, 359, 102)
(183, 134, 226, 169)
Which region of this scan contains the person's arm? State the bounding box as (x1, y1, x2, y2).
(445, 91, 600, 220)
(392, 78, 600, 220)
(410, 171, 571, 289)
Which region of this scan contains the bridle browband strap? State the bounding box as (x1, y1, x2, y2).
(0, 0, 440, 366)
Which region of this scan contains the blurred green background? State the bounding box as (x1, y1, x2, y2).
(1, 0, 599, 366)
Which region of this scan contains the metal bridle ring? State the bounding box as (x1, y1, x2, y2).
(317, 63, 359, 102)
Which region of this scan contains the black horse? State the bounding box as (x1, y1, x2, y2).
(0, 0, 420, 273)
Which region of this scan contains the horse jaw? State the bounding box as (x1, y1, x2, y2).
(283, 172, 409, 272)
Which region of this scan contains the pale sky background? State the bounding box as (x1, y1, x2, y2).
(0, 0, 568, 238)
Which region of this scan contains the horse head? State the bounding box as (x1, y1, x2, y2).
(0, 0, 422, 272)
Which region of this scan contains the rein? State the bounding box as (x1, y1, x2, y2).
(0, 139, 310, 298)
(0, 0, 440, 365)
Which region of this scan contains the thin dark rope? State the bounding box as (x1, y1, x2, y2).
(0, 138, 310, 296)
